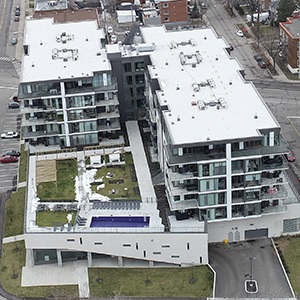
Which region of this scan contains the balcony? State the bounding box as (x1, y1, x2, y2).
(23, 130, 60, 138)
(168, 198, 199, 211)
(97, 120, 121, 132)
(261, 185, 288, 200)
(97, 108, 120, 120)
(261, 202, 287, 215)
(95, 96, 118, 107)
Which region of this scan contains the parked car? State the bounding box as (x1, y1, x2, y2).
(258, 60, 267, 69)
(3, 150, 20, 157)
(110, 34, 117, 44)
(11, 37, 18, 45)
(286, 150, 296, 162)
(14, 15, 20, 22)
(254, 55, 262, 62)
(228, 44, 234, 51)
(1, 132, 19, 139)
(0, 155, 18, 163)
(236, 30, 244, 37)
(12, 96, 19, 102)
(107, 26, 113, 34)
(8, 102, 20, 109)
(15, 10, 20, 16)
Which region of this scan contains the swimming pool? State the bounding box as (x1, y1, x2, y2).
(90, 216, 150, 228)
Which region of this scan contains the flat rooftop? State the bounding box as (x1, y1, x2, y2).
(22, 18, 109, 83)
(281, 17, 300, 38)
(140, 26, 280, 145)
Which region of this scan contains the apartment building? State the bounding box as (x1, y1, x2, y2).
(19, 18, 122, 149)
(279, 13, 300, 73)
(21, 23, 300, 271)
(159, 0, 188, 24)
(139, 26, 300, 242)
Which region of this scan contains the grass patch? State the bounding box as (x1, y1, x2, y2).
(37, 159, 77, 200)
(19, 144, 28, 183)
(3, 188, 25, 238)
(274, 236, 300, 295)
(91, 153, 140, 200)
(36, 211, 76, 227)
(89, 267, 213, 298)
(0, 241, 78, 298)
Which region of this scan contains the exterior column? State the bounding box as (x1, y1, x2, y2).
(149, 260, 154, 267)
(118, 256, 123, 267)
(87, 252, 93, 267)
(57, 249, 63, 267)
(26, 249, 34, 267)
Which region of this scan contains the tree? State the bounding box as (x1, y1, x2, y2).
(191, 2, 200, 19)
(276, 0, 297, 22)
(260, 26, 281, 70)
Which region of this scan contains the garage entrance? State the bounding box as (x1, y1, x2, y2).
(245, 228, 268, 239)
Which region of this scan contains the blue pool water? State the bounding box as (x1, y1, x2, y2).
(90, 216, 150, 228)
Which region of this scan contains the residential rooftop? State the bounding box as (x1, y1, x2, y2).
(281, 17, 300, 38)
(134, 26, 279, 145)
(22, 18, 109, 83)
(35, 0, 68, 11)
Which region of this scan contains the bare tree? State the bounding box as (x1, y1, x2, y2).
(260, 26, 281, 70)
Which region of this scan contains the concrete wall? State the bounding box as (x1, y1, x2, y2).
(25, 231, 208, 265)
(207, 203, 300, 243)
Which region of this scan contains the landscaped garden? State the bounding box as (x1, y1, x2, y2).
(37, 159, 77, 201)
(90, 152, 141, 200)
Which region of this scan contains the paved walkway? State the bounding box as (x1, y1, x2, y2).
(126, 121, 156, 202)
(2, 234, 24, 244)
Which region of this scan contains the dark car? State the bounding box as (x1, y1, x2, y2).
(13, 96, 19, 102)
(254, 55, 262, 62)
(15, 10, 20, 16)
(0, 155, 18, 163)
(14, 15, 20, 22)
(8, 102, 20, 109)
(258, 60, 267, 69)
(3, 150, 20, 157)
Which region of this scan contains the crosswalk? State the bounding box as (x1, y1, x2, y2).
(0, 56, 22, 77)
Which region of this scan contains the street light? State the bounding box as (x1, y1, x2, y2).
(249, 257, 255, 284)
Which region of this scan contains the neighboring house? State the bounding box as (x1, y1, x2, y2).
(19, 18, 122, 149)
(21, 23, 300, 271)
(279, 12, 300, 73)
(159, 0, 188, 24)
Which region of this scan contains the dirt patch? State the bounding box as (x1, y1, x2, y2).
(36, 160, 56, 183)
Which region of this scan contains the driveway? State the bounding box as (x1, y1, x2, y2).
(209, 238, 294, 298)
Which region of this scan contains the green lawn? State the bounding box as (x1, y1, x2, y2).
(37, 159, 77, 200)
(18, 144, 28, 183)
(0, 241, 78, 298)
(89, 267, 213, 298)
(36, 211, 76, 227)
(274, 236, 300, 296)
(91, 153, 141, 200)
(3, 188, 25, 238)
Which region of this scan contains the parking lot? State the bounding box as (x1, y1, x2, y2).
(209, 238, 294, 298)
(0, 107, 21, 192)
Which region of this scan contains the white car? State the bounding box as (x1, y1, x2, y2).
(236, 30, 244, 37)
(107, 26, 113, 34)
(1, 131, 19, 139)
(110, 34, 117, 44)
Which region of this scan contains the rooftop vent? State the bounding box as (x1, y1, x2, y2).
(229, 81, 232, 85)
(177, 116, 180, 121)
(204, 36, 207, 40)
(176, 85, 180, 90)
(254, 113, 258, 119)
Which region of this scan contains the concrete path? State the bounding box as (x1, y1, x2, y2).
(2, 234, 24, 244)
(126, 121, 156, 202)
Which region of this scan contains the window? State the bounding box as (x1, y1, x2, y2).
(126, 76, 133, 85)
(173, 195, 180, 201)
(135, 74, 144, 84)
(163, 2, 168, 7)
(164, 17, 170, 22)
(135, 62, 144, 71)
(123, 63, 132, 72)
(164, 10, 169, 14)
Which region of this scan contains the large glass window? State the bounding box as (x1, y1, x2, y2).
(123, 63, 132, 72)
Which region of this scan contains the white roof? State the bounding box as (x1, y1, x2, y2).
(140, 26, 279, 145)
(21, 18, 110, 83)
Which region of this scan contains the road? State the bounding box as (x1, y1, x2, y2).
(205, 0, 269, 81)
